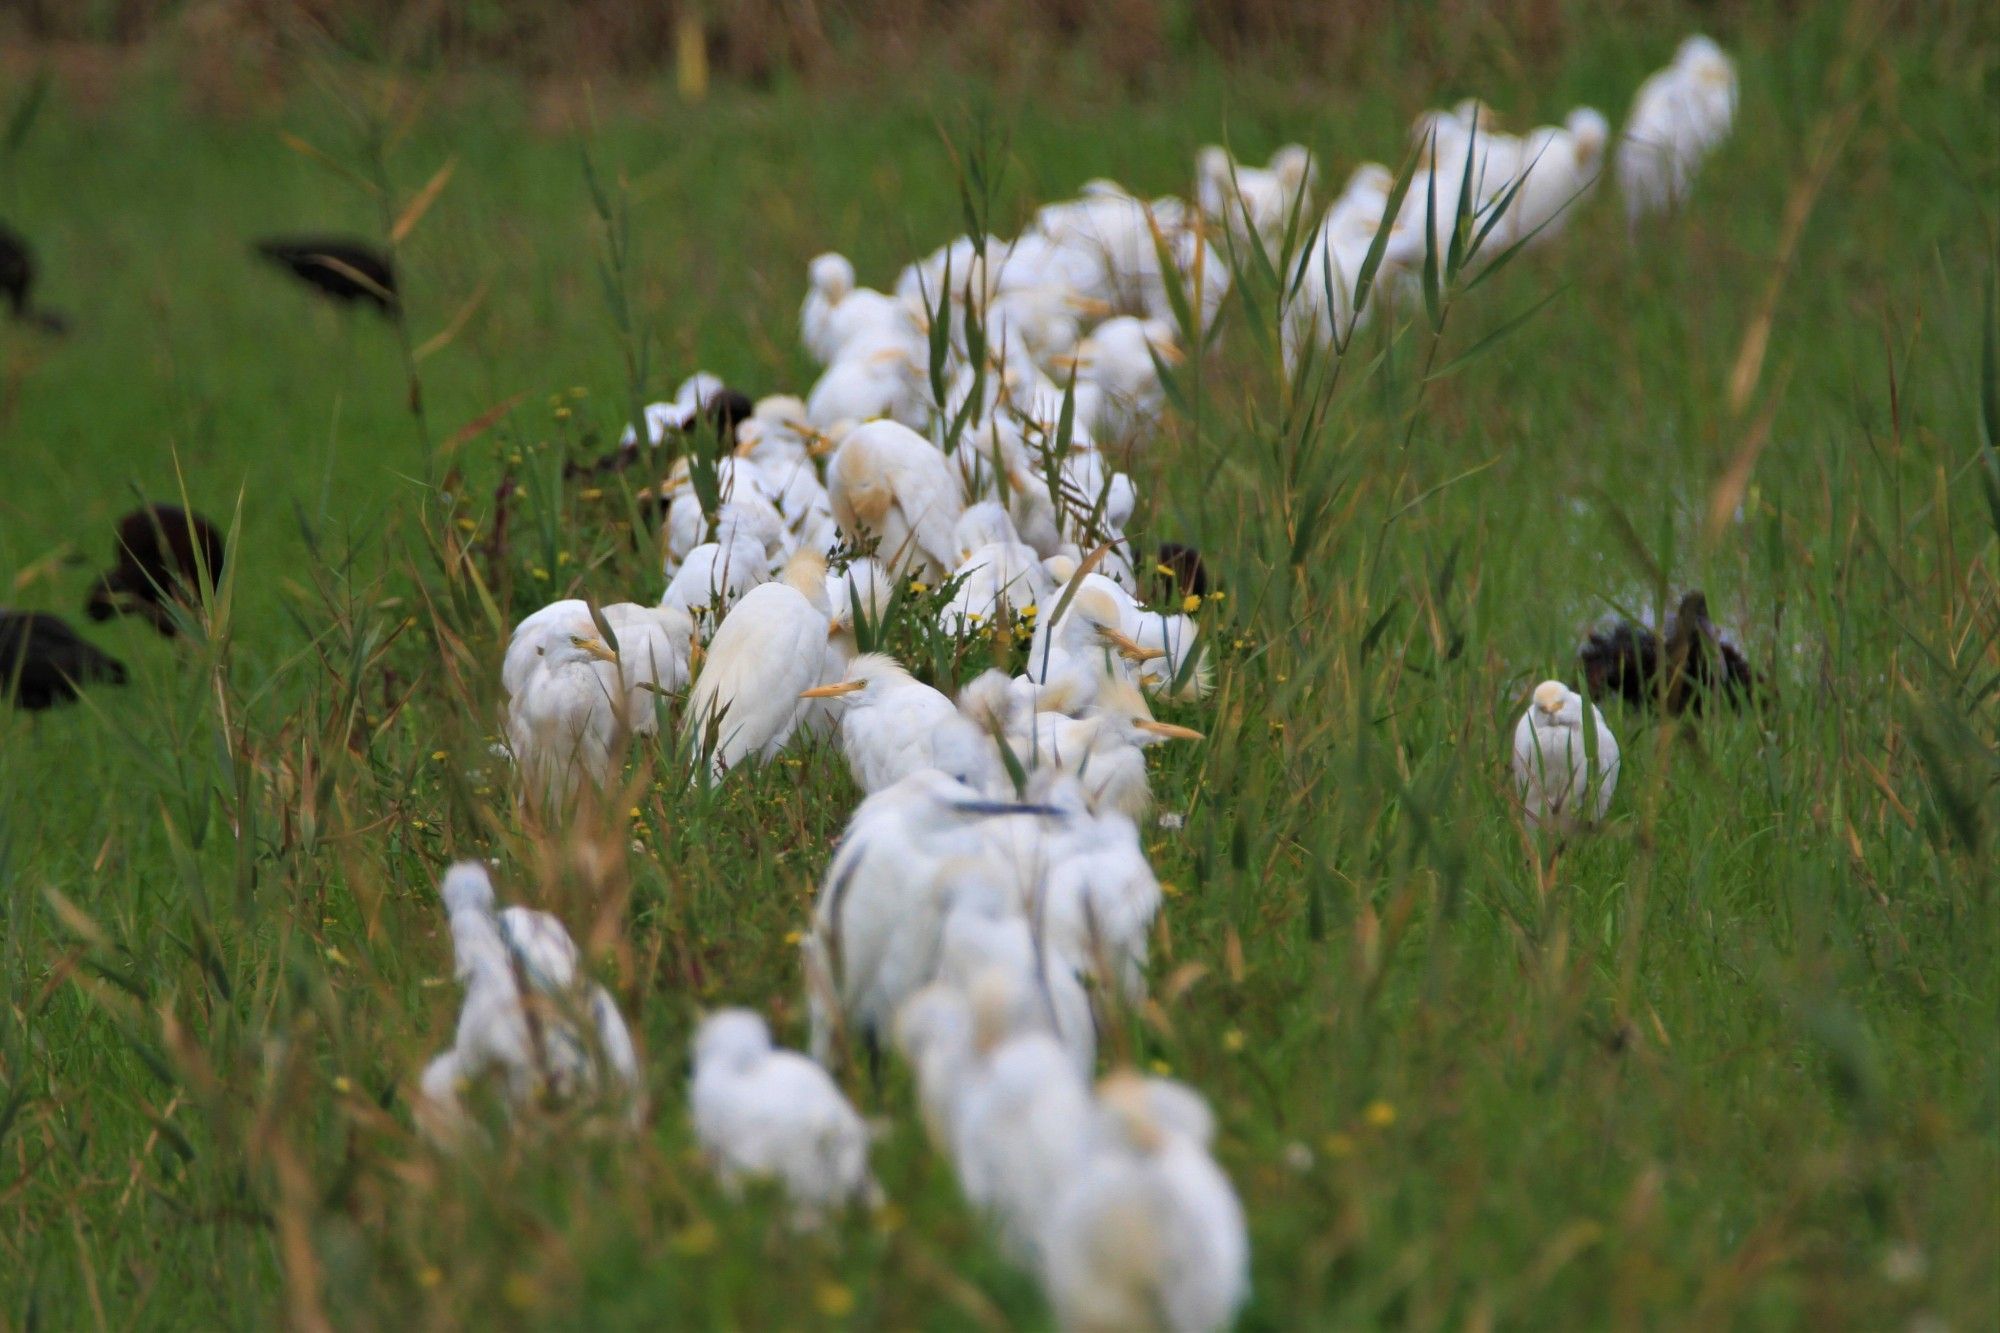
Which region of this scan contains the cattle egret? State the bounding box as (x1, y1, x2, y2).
(800, 653, 979, 793)
(806, 344, 929, 430)
(504, 601, 688, 803)
(0, 611, 126, 710)
(951, 972, 1096, 1272)
(418, 863, 643, 1145)
(689, 1009, 879, 1223)
(661, 534, 770, 634)
(1499, 108, 1610, 250)
(1039, 809, 1163, 1001)
(1511, 680, 1621, 831)
(945, 503, 1054, 634)
(803, 769, 1060, 1066)
(683, 551, 832, 780)
(1043, 1071, 1249, 1333)
(1196, 143, 1316, 250)
(1010, 676, 1201, 821)
(827, 419, 966, 579)
(936, 876, 1096, 1078)
(1617, 36, 1738, 225)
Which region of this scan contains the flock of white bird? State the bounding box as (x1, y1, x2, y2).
(420, 36, 1731, 1329)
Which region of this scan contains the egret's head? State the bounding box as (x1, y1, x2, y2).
(1096, 1071, 1168, 1153)
(798, 652, 908, 704)
(1568, 108, 1611, 161)
(693, 1009, 772, 1071)
(754, 393, 809, 428)
(953, 502, 1019, 561)
(564, 633, 619, 666)
(1270, 143, 1317, 194)
(808, 252, 855, 303)
(1346, 162, 1394, 198)
(1532, 680, 1578, 728)
(441, 862, 495, 916)
(1677, 34, 1725, 67)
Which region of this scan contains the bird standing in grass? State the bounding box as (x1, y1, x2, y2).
(1043, 1071, 1248, 1333)
(1578, 591, 1758, 713)
(0, 220, 68, 333)
(683, 550, 832, 780)
(1512, 680, 1621, 832)
(504, 602, 690, 804)
(86, 505, 225, 636)
(689, 1009, 879, 1224)
(827, 419, 966, 580)
(417, 863, 644, 1146)
(1616, 36, 1738, 225)
(0, 611, 126, 710)
(800, 653, 992, 794)
(251, 236, 397, 312)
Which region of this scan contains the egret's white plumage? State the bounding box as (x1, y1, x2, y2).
(683, 552, 832, 780)
(689, 1009, 878, 1222)
(1617, 36, 1738, 225)
(801, 653, 985, 794)
(1511, 680, 1620, 831)
(418, 863, 643, 1145)
(951, 974, 1096, 1271)
(504, 601, 688, 803)
(662, 535, 770, 633)
(1043, 1071, 1248, 1333)
(827, 419, 966, 579)
(803, 769, 1060, 1065)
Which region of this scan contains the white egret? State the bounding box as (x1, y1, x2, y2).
(800, 653, 986, 794)
(1511, 680, 1620, 831)
(1009, 676, 1201, 822)
(1617, 36, 1738, 225)
(936, 875, 1096, 1078)
(505, 602, 688, 804)
(1042, 1071, 1249, 1333)
(944, 503, 1054, 635)
(951, 972, 1096, 1272)
(683, 551, 832, 781)
(802, 769, 1061, 1067)
(661, 534, 769, 634)
(689, 1009, 879, 1223)
(826, 419, 966, 579)
(417, 863, 643, 1145)
(1196, 143, 1316, 250)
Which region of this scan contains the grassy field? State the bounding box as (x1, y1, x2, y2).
(1, 5, 1996, 1328)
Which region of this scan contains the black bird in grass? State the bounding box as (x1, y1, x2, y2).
(0, 219, 71, 333)
(0, 611, 126, 710)
(251, 237, 397, 313)
(1579, 590, 1760, 714)
(1150, 541, 1210, 603)
(86, 504, 226, 637)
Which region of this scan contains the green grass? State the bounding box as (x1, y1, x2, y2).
(1, 7, 1996, 1328)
